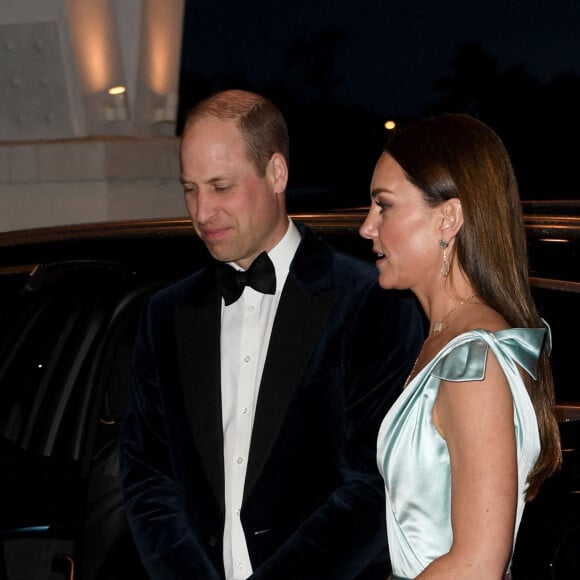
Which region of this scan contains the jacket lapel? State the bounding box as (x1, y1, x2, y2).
(175, 274, 225, 512)
(244, 228, 338, 500)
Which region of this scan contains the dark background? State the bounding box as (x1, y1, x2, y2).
(177, 0, 580, 207)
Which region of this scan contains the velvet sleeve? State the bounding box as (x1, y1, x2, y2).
(118, 299, 222, 580)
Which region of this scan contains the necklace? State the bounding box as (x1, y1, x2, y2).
(432, 293, 477, 334)
(404, 292, 478, 389)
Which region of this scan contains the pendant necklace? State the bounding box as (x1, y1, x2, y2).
(404, 293, 478, 389)
(432, 293, 477, 334)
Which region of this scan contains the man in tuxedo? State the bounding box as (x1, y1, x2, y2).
(119, 89, 423, 579)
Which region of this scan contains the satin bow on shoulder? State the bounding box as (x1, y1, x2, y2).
(215, 251, 276, 305)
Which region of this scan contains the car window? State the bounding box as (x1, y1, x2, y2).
(0, 262, 134, 459)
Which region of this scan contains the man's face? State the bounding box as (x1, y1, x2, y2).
(180, 117, 288, 269)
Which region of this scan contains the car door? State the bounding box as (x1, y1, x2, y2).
(0, 260, 155, 580)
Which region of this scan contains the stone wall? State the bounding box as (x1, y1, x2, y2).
(0, 137, 187, 232)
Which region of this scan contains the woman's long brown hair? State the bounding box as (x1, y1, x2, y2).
(385, 113, 561, 499)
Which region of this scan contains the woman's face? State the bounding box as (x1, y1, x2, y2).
(359, 152, 442, 294)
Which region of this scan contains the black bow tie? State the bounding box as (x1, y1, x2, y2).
(215, 251, 276, 305)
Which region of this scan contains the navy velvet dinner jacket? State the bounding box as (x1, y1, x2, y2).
(119, 224, 423, 579)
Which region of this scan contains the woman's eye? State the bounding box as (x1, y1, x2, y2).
(375, 199, 390, 212)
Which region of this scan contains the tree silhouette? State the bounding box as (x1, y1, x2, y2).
(177, 36, 580, 205)
(283, 27, 346, 102)
(426, 43, 580, 199)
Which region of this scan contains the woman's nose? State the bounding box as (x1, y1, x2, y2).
(359, 211, 376, 240)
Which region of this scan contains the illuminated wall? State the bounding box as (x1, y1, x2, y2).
(0, 0, 185, 139)
(0, 0, 187, 231)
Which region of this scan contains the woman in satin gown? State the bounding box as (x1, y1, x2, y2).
(359, 113, 561, 579)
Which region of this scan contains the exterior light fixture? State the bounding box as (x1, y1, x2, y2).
(105, 85, 128, 121)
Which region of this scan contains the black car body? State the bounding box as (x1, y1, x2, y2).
(0, 203, 578, 579)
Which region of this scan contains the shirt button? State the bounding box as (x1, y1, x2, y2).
(236, 457, 244, 464)
(238, 562, 245, 569)
(244, 355, 251, 363)
(240, 407, 248, 414)
(248, 305, 255, 313)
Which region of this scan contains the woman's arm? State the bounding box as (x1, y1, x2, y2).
(419, 352, 518, 579)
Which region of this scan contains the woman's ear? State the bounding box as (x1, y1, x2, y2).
(439, 198, 464, 239)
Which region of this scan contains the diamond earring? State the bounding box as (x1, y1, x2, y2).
(439, 240, 449, 277)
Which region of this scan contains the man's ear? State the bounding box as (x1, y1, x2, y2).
(439, 198, 464, 239)
(268, 153, 288, 194)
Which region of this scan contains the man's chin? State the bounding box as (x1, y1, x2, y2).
(207, 247, 237, 264)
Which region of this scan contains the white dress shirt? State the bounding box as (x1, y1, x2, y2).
(221, 219, 301, 579)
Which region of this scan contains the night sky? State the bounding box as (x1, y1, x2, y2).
(181, 0, 580, 116)
(179, 0, 580, 202)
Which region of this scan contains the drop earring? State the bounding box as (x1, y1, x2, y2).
(439, 239, 450, 277)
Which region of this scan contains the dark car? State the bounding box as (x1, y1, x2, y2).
(0, 203, 578, 580)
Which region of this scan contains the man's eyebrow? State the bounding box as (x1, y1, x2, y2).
(180, 175, 229, 186)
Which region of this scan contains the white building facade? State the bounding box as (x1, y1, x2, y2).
(0, 0, 187, 231)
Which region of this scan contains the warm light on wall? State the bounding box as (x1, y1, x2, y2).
(384, 120, 397, 131)
(142, 0, 183, 95)
(66, 0, 123, 92)
(63, 0, 184, 132)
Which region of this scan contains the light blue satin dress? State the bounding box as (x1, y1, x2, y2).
(378, 327, 548, 580)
